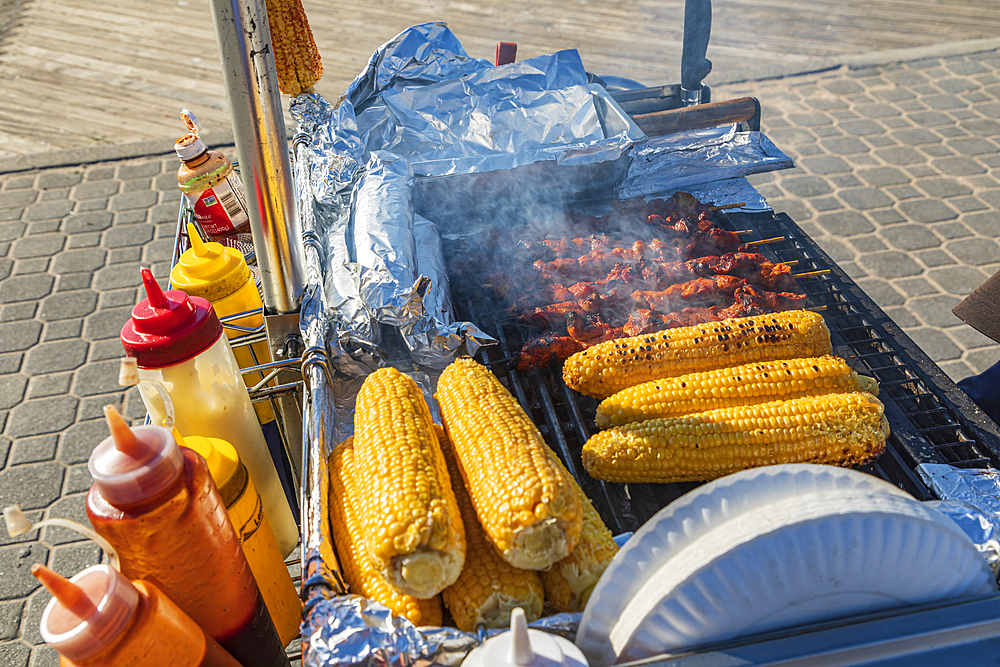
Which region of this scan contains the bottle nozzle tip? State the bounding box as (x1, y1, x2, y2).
(140, 268, 169, 308)
(186, 223, 208, 255)
(104, 405, 139, 455)
(509, 608, 535, 666)
(32, 564, 98, 618)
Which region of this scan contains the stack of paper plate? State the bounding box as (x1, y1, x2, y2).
(576, 464, 996, 666)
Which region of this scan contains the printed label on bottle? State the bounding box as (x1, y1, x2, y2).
(185, 173, 250, 236)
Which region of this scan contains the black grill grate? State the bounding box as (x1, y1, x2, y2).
(444, 209, 1000, 532)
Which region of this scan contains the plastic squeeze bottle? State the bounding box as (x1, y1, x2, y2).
(33, 563, 242, 667)
(86, 406, 291, 667)
(180, 433, 301, 646)
(175, 109, 251, 241)
(120, 268, 298, 556)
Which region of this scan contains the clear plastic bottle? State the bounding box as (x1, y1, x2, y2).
(85, 406, 290, 667)
(33, 563, 242, 667)
(120, 267, 298, 556)
(176, 109, 251, 241)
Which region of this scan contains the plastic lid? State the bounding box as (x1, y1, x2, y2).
(88, 406, 185, 507)
(175, 109, 207, 160)
(180, 435, 240, 496)
(464, 608, 589, 667)
(170, 223, 252, 301)
(120, 268, 223, 368)
(36, 563, 140, 662)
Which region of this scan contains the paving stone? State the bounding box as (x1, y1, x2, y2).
(858, 166, 913, 189)
(32, 643, 61, 667)
(9, 436, 58, 466)
(0, 190, 37, 210)
(54, 273, 91, 292)
(914, 248, 957, 267)
(884, 69, 929, 86)
(23, 200, 74, 221)
(754, 184, 784, 201)
(908, 294, 963, 327)
(83, 307, 134, 340)
(964, 211, 1000, 236)
(57, 420, 107, 465)
(858, 251, 923, 279)
(813, 237, 854, 263)
(896, 199, 958, 223)
(820, 137, 869, 155)
(913, 178, 972, 198)
(904, 164, 938, 178)
(50, 248, 106, 274)
(863, 134, 897, 147)
(62, 211, 112, 236)
(65, 232, 100, 249)
(881, 117, 911, 129)
(42, 494, 92, 545)
(91, 263, 143, 291)
(768, 127, 817, 147)
(0, 258, 10, 282)
(149, 202, 179, 224)
(890, 128, 941, 145)
(40, 188, 70, 202)
(25, 373, 72, 400)
(71, 180, 118, 200)
(935, 125, 969, 138)
(12, 258, 49, 276)
(908, 111, 954, 127)
(70, 359, 124, 397)
(947, 196, 987, 213)
(0, 221, 26, 242)
(19, 588, 46, 647)
(50, 542, 102, 579)
(114, 209, 148, 225)
(813, 126, 844, 139)
(779, 175, 832, 198)
(64, 464, 93, 495)
(3, 174, 36, 190)
(830, 175, 863, 189)
(0, 374, 27, 410)
(0, 543, 48, 600)
(959, 119, 1000, 136)
(931, 222, 974, 239)
(880, 224, 943, 251)
(78, 394, 124, 421)
(798, 155, 851, 175)
(965, 347, 1000, 374)
(87, 339, 125, 362)
(873, 87, 916, 102)
(0, 352, 23, 374)
(37, 291, 98, 322)
(849, 235, 888, 253)
(885, 306, 921, 329)
(117, 160, 162, 179)
(142, 238, 176, 263)
(838, 187, 894, 210)
(928, 265, 990, 295)
(946, 237, 1000, 265)
(948, 60, 990, 76)
(837, 119, 884, 136)
(0, 274, 54, 303)
(22, 340, 89, 375)
(37, 171, 82, 189)
(895, 277, 938, 297)
(855, 278, 905, 307)
(109, 191, 158, 211)
(122, 386, 147, 422)
(874, 146, 924, 165)
(949, 326, 998, 350)
(121, 178, 152, 193)
(11, 234, 66, 259)
(947, 137, 1000, 155)
(976, 190, 1000, 208)
(1, 302, 38, 322)
(788, 112, 833, 127)
(936, 77, 979, 94)
(815, 210, 874, 236)
(107, 247, 142, 264)
(74, 198, 108, 212)
(924, 94, 968, 110)
(0, 599, 23, 641)
(856, 103, 898, 118)
(102, 224, 153, 248)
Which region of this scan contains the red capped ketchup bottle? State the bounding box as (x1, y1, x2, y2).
(33, 563, 241, 667)
(119, 268, 298, 556)
(85, 406, 290, 667)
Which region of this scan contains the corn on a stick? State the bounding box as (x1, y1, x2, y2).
(583, 392, 888, 483)
(438, 426, 545, 630)
(328, 438, 443, 626)
(265, 0, 323, 95)
(349, 368, 465, 598)
(596, 355, 878, 428)
(436, 358, 582, 570)
(563, 310, 833, 399)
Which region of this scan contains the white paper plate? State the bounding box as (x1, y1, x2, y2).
(608, 489, 996, 665)
(577, 464, 910, 666)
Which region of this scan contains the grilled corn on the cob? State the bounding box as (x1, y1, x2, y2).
(436, 358, 583, 570)
(563, 310, 833, 399)
(583, 392, 888, 483)
(265, 0, 323, 95)
(350, 368, 465, 598)
(438, 425, 545, 630)
(328, 438, 443, 626)
(596, 355, 878, 428)
(540, 458, 618, 613)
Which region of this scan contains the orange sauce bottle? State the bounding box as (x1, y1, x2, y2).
(34, 563, 241, 667)
(85, 406, 290, 667)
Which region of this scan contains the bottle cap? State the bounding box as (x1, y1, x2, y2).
(170, 223, 253, 301)
(464, 608, 589, 667)
(180, 435, 243, 504)
(36, 563, 140, 663)
(120, 268, 223, 368)
(174, 109, 207, 160)
(88, 406, 185, 507)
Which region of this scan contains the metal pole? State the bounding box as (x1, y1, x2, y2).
(209, 0, 305, 314)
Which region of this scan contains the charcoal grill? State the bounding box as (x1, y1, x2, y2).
(443, 206, 1000, 533)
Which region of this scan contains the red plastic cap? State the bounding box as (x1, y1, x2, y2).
(120, 268, 223, 368)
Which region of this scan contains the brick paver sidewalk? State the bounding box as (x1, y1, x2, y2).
(1, 47, 1000, 666)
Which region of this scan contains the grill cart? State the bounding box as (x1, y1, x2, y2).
(193, 0, 1000, 665)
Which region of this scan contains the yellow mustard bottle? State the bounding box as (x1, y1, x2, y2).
(170, 222, 276, 425)
(179, 433, 301, 647)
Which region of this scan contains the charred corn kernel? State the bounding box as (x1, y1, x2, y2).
(328, 438, 443, 626)
(596, 355, 878, 428)
(563, 310, 833, 399)
(436, 358, 583, 571)
(541, 457, 618, 613)
(265, 0, 323, 95)
(349, 368, 465, 598)
(583, 392, 888, 483)
(438, 426, 544, 630)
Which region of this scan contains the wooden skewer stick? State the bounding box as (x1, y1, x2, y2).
(741, 236, 785, 247)
(782, 260, 800, 267)
(710, 202, 746, 211)
(732, 229, 753, 235)
(806, 305, 829, 312)
(793, 269, 832, 278)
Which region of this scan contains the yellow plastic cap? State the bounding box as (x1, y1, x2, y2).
(178, 435, 240, 491)
(170, 223, 251, 301)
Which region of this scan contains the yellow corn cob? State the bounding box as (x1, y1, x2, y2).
(328, 438, 443, 626)
(349, 368, 465, 598)
(437, 425, 545, 631)
(596, 355, 879, 428)
(583, 392, 888, 483)
(436, 358, 583, 571)
(563, 310, 833, 399)
(540, 457, 618, 613)
(265, 0, 323, 96)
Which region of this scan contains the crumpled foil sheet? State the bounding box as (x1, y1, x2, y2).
(617, 124, 793, 200)
(917, 463, 1000, 579)
(669, 177, 772, 213)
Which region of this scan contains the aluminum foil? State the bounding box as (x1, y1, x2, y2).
(617, 124, 793, 200)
